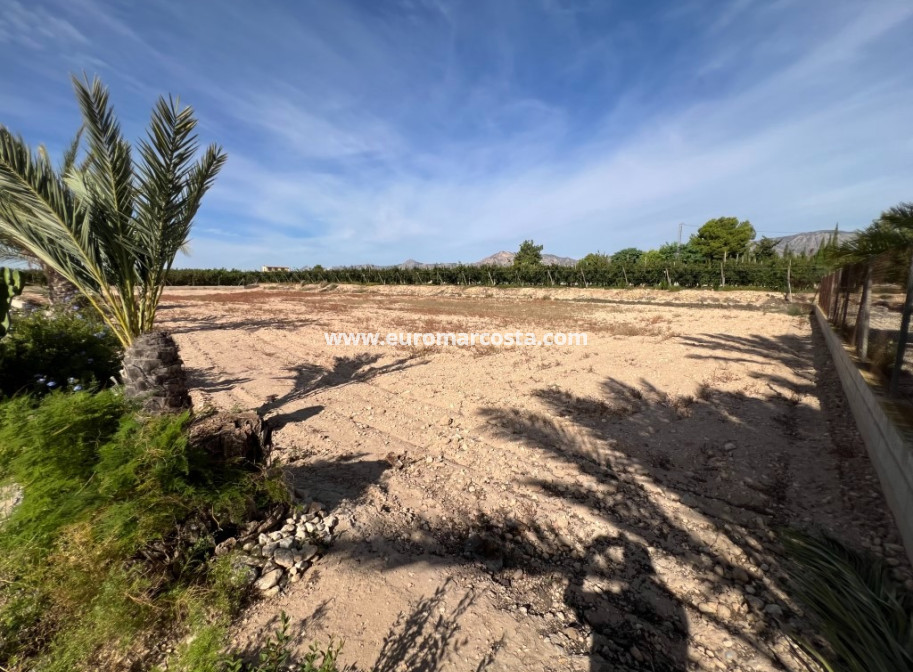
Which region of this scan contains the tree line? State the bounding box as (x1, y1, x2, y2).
(573, 216, 827, 271)
(160, 258, 824, 291)
(153, 217, 827, 291)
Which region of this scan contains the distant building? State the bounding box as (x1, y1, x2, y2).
(261, 266, 290, 272)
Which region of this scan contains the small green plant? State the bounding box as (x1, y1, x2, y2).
(219, 612, 345, 672)
(0, 308, 122, 397)
(782, 529, 913, 672)
(0, 267, 23, 338)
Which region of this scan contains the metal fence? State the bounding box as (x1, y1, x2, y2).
(818, 252, 913, 398)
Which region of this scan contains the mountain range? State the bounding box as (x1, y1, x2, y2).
(398, 251, 576, 269)
(395, 230, 855, 268)
(768, 230, 856, 256)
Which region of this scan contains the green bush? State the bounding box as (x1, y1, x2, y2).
(0, 391, 285, 670)
(0, 309, 122, 398)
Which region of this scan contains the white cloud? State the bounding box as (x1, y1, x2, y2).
(0, 0, 88, 49)
(187, 1, 911, 267)
(4, 0, 911, 268)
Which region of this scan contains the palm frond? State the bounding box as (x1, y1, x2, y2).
(69, 74, 139, 334)
(0, 126, 133, 344)
(829, 206, 913, 273)
(879, 202, 913, 232)
(133, 95, 226, 330)
(70, 75, 135, 228)
(783, 529, 913, 672)
(60, 126, 84, 175)
(1, 75, 224, 345)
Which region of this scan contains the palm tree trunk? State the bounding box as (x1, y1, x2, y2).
(830, 269, 842, 322)
(122, 331, 191, 414)
(839, 269, 852, 329)
(43, 263, 79, 307)
(854, 263, 872, 360)
(891, 253, 913, 396)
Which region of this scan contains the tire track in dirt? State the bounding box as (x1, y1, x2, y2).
(161, 288, 913, 672)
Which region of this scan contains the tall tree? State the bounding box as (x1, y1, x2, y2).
(577, 252, 611, 271)
(657, 242, 703, 264)
(753, 236, 779, 261)
(689, 217, 756, 261)
(611, 247, 643, 266)
(877, 204, 913, 395)
(830, 203, 913, 395)
(0, 135, 83, 307)
(641, 249, 664, 265)
(0, 75, 226, 413)
(514, 239, 543, 267)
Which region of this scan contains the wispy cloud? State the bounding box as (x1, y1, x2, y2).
(2, 0, 912, 268)
(0, 0, 88, 50)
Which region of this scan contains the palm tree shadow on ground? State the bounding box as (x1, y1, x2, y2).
(243, 316, 899, 671)
(365, 320, 883, 669)
(261, 353, 428, 427)
(232, 580, 500, 672)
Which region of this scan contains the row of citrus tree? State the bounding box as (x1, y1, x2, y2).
(162, 258, 825, 291)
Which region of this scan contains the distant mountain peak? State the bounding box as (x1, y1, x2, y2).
(388, 230, 853, 271)
(398, 250, 578, 269)
(769, 230, 856, 256)
(472, 251, 577, 267)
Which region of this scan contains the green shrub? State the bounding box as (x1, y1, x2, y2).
(0, 391, 284, 670)
(0, 309, 122, 397)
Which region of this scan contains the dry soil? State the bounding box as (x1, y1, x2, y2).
(159, 284, 910, 672)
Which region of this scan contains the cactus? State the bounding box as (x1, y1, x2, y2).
(0, 267, 24, 338)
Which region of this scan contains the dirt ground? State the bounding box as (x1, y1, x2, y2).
(160, 284, 910, 672)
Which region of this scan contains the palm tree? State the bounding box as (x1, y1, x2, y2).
(0, 135, 83, 307)
(832, 222, 890, 358)
(0, 75, 226, 412)
(832, 203, 913, 395)
(0, 242, 81, 307)
(878, 204, 913, 395)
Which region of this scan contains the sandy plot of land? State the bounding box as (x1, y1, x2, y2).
(160, 285, 909, 672)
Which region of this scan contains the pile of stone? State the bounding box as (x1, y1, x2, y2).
(220, 501, 338, 597)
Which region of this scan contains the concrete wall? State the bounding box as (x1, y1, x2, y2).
(815, 306, 913, 566)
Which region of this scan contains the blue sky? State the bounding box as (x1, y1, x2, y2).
(1, 0, 912, 268)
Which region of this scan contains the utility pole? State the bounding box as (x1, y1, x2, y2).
(677, 223, 683, 261)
